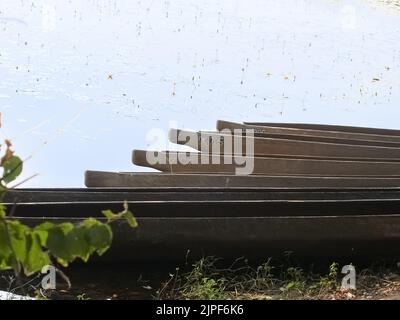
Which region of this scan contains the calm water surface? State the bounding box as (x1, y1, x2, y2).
(1, 0, 400, 187)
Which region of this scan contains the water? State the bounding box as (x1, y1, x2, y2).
(0, 0, 399, 187)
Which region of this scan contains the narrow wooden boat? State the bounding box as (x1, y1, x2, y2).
(169, 128, 400, 161)
(217, 120, 400, 144)
(11, 213, 400, 260)
(11, 198, 400, 218)
(85, 170, 400, 188)
(6, 187, 400, 260)
(9, 187, 400, 203)
(211, 129, 400, 148)
(245, 121, 400, 136)
(132, 150, 400, 176)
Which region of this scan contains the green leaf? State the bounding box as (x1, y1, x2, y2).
(102, 202, 137, 228)
(0, 204, 6, 219)
(47, 225, 74, 263)
(0, 222, 11, 270)
(8, 221, 29, 263)
(80, 217, 101, 228)
(58, 222, 74, 234)
(102, 209, 118, 221)
(24, 233, 50, 276)
(123, 211, 138, 228)
(86, 223, 112, 256)
(33, 222, 55, 246)
(65, 226, 91, 262)
(2, 155, 23, 184)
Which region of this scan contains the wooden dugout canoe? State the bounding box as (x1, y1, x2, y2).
(169, 128, 400, 161)
(218, 120, 400, 145)
(85, 170, 400, 188)
(9, 187, 400, 203)
(7, 188, 400, 260)
(11, 214, 400, 260)
(245, 121, 400, 136)
(12, 197, 400, 218)
(132, 150, 400, 176)
(8, 193, 400, 217)
(218, 128, 400, 148)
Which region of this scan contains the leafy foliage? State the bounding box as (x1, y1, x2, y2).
(102, 201, 138, 228)
(0, 124, 137, 278)
(1, 139, 23, 186)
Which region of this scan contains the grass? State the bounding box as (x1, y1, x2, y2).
(2, 255, 400, 300)
(156, 256, 400, 300)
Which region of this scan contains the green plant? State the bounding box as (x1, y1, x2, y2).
(157, 257, 228, 300)
(310, 262, 339, 294)
(0, 129, 137, 283)
(179, 258, 227, 300)
(280, 266, 306, 296)
(77, 293, 90, 300)
(324, 262, 339, 288)
(181, 277, 227, 300)
(253, 260, 275, 288)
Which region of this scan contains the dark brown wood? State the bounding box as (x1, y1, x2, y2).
(217, 120, 400, 144)
(245, 121, 400, 136)
(85, 170, 400, 188)
(13, 214, 400, 261)
(169, 128, 400, 161)
(9, 187, 400, 203)
(132, 150, 400, 176)
(209, 129, 400, 148)
(8, 198, 400, 217)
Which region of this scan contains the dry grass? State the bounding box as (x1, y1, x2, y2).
(156, 257, 400, 300)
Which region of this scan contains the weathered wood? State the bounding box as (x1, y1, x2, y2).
(211, 129, 400, 148)
(85, 170, 400, 188)
(9, 187, 400, 203)
(13, 214, 400, 260)
(132, 150, 400, 176)
(218, 120, 400, 144)
(8, 198, 400, 217)
(169, 128, 400, 161)
(245, 121, 400, 136)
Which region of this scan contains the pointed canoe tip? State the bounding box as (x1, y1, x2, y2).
(84, 170, 93, 187)
(216, 119, 225, 130)
(132, 149, 147, 164)
(168, 128, 180, 143)
(217, 120, 246, 132)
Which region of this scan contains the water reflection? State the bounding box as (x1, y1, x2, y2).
(0, 0, 399, 187)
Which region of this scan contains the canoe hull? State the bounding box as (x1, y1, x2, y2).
(8, 188, 400, 261)
(8, 187, 400, 203)
(218, 120, 400, 144)
(84, 171, 400, 188)
(244, 122, 400, 136)
(132, 150, 400, 176)
(169, 128, 400, 160)
(14, 215, 400, 261)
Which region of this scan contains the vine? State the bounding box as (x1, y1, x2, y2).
(0, 125, 137, 281)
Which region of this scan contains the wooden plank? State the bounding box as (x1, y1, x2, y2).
(245, 121, 400, 136)
(8, 199, 400, 218)
(169, 128, 400, 161)
(132, 149, 400, 176)
(9, 186, 400, 203)
(208, 129, 400, 148)
(13, 215, 400, 260)
(217, 120, 400, 144)
(85, 170, 400, 188)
